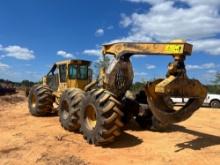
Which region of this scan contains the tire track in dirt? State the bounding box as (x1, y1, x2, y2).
(0, 92, 220, 165)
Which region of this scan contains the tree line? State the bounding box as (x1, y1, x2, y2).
(0, 79, 36, 88)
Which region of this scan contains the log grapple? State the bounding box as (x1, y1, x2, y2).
(100, 40, 207, 129)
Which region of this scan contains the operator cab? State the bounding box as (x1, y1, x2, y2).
(44, 59, 92, 91)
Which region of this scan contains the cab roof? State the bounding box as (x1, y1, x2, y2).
(55, 59, 91, 66)
(47, 59, 91, 75)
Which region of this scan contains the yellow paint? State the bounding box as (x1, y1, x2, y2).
(67, 79, 90, 90)
(102, 40, 192, 57)
(164, 44, 184, 54)
(155, 75, 176, 93)
(45, 59, 91, 98)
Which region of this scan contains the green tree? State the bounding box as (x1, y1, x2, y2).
(93, 56, 111, 78)
(21, 80, 35, 87)
(213, 72, 220, 84)
(207, 72, 220, 94)
(94, 56, 111, 70)
(130, 82, 145, 93)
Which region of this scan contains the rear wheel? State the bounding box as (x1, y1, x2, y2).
(210, 100, 220, 108)
(133, 90, 170, 131)
(59, 88, 85, 132)
(135, 112, 153, 129)
(28, 85, 54, 116)
(80, 89, 124, 145)
(133, 90, 153, 129)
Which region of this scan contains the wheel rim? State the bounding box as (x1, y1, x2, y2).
(213, 102, 216, 107)
(31, 94, 36, 108)
(61, 100, 69, 120)
(212, 101, 220, 108)
(85, 104, 97, 130)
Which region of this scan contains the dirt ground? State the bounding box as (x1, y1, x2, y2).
(0, 92, 220, 165)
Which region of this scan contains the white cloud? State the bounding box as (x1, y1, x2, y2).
(0, 62, 10, 70)
(202, 63, 217, 69)
(83, 49, 101, 56)
(192, 39, 220, 55)
(121, 2, 220, 40)
(132, 55, 148, 58)
(57, 50, 74, 58)
(118, 0, 220, 55)
(135, 71, 148, 76)
(95, 28, 104, 37)
(186, 64, 201, 70)
(186, 62, 218, 70)
(108, 34, 152, 44)
(0, 45, 35, 60)
(120, 13, 133, 27)
(207, 69, 217, 73)
(125, 0, 163, 4)
(107, 25, 114, 30)
(201, 69, 219, 83)
(127, 0, 220, 6)
(146, 64, 156, 69)
(180, 0, 220, 7)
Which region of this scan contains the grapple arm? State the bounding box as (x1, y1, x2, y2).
(102, 42, 192, 58)
(102, 40, 207, 126)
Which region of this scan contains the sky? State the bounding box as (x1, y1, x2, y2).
(0, 0, 220, 84)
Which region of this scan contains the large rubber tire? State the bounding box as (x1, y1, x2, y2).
(28, 85, 54, 116)
(135, 113, 153, 129)
(134, 90, 171, 131)
(59, 88, 85, 132)
(210, 100, 220, 108)
(80, 88, 124, 145)
(132, 90, 153, 129)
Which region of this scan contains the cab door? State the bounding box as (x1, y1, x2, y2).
(58, 64, 67, 92)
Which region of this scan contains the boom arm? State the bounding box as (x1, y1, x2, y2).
(102, 41, 193, 58)
(99, 40, 206, 128)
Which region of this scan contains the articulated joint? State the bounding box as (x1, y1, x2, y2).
(166, 56, 186, 78)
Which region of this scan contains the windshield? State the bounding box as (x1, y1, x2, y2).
(69, 64, 88, 80)
(69, 64, 77, 79)
(79, 65, 88, 79)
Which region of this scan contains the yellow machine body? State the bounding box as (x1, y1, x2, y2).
(102, 41, 192, 57)
(43, 59, 92, 98)
(101, 40, 207, 125)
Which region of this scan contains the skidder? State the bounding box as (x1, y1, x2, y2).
(28, 40, 207, 146)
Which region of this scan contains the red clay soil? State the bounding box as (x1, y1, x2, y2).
(0, 92, 220, 165)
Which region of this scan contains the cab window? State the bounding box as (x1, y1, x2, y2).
(59, 64, 67, 82)
(69, 64, 77, 79)
(79, 65, 88, 80)
(68, 64, 88, 80)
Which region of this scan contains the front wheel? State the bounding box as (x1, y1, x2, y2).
(28, 85, 54, 116)
(59, 88, 85, 132)
(210, 100, 220, 108)
(80, 89, 124, 145)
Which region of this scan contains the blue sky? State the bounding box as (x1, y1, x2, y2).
(0, 0, 220, 84)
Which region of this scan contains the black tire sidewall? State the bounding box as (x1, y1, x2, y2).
(59, 89, 84, 131)
(80, 92, 103, 142)
(59, 90, 73, 128)
(28, 86, 41, 115)
(28, 85, 53, 116)
(211, 100, 220, 108)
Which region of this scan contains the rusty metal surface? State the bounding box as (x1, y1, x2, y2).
(145, 79, 207, 124)
(101, 40, 207, 126)
(103, 58, 134, 98)
(102, 41, 192, 58)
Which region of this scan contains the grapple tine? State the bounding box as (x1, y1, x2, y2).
(145, 78, 207, 125)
